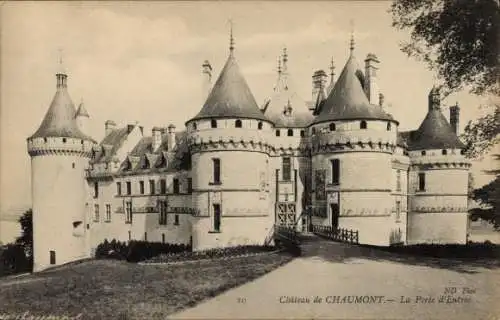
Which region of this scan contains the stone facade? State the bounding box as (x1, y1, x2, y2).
(27, 39, 471, 271)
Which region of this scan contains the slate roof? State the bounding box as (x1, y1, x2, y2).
(312, 54, 394, 125)
(263, 68, 313, 128)
(188, 53, 270, 123)
(90, 127, 190, 173)
(30, 76, 94, 141)
(408, 109, 465, 150)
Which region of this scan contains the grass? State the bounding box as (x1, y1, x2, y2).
(0, 252, 293, 319)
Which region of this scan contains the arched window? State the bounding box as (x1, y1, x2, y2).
(442, 149, 447, 155)
(421, 150, 426, 156)
(258, 122, 263, 130)
(210, 119, 217, 128)
(360, 121, 367, 129)
(235, 119, 242, 128)
(329, 123, 336, 131)
(287, 129, 293, 137)
(193, 122, 197, 130)
(387, 122, 391, 131)
(276, 129, 281, 137)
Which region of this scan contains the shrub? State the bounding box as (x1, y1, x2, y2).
(0, 244, 31, 277)
(94, 239, 191, 262)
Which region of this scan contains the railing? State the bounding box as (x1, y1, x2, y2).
(312, 225, 359, 244)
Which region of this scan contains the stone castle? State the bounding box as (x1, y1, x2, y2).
(27, 33, 471, 271)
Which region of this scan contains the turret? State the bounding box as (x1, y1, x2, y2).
(27, 64, 95, 272)
(75, 99, 90, 133)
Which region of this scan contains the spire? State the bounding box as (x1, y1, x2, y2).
(282, 47, 288, 74)
(349, 20, 355, 54)
(229, 20, 235, 55)
(329, 57, 335, 82)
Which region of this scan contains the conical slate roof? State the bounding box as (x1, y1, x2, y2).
(30, 74, 92, 140)
(189, 53, 269, 122)
(409, 109, 465, 150)
(312, 54, 393, 124)
(76, 101, 90, 117)
(263, 61, 313, 128)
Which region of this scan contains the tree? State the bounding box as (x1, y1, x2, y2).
(461, 105, 500, 229)
(390, 0, 500, 96)
(15, 209, 33, 260)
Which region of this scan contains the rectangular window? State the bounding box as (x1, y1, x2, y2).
(139, 181, 144, 195)
(331, 159, 340, 185)
(396, 201, 401, 222)
(159, 201, 167, 225)
(173, 178, 180, 194)
(213, 204, 221, 232)
(418, 173, 426, 191)
(128, 231, 131, 241)
(149, 180, 155, 195)
(49, 251, 56, 265)
(162, 233, 165, 243)
(125, 201, 133, 224)
(94, 182, 99, 198)
(94, 204, 99, 222)
(396, 170, 402, 192)
(213, 158, 221, 184)
(174, 214, 179, 226)
(144, 232, 147, 241)
(282, 157, 291, 181)
(126, 181, 131, 195)
(160, 179, 166, 194)
(116, 182, 122, 196)
(105, 204, 111, 222)
(187, 178, 193, 194)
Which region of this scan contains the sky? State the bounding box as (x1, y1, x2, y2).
(0, 1, 497, 218)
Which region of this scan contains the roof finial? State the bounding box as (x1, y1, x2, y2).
(329, 57, 335, 77)
(57, 47, 66, 75)
(349, 20, 355, 54)
(282, 47, 288, 73)
(229, 19, 235, 55)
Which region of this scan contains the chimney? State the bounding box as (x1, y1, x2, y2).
(364, 53, 380, 105)
(428, 86, 441, 111)
(379, 93, 385, 107)
(105, 120, 116, 136)
(312, 70, 327, 102)
(202, 60, 212, 96)
(152, 127, 162, 152)
(450, 103, 460, 135)
(167, 124, 176, 151)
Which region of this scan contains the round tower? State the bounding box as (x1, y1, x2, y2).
(27, 69, 95, 271)
(407, 87, 471, 244)
(309, 42, 399, 246)
(186, 30, 274, 250)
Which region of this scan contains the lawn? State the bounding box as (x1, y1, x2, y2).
(0, 252, 293, 319)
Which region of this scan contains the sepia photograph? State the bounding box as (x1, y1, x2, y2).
(0, 1, 498, 319)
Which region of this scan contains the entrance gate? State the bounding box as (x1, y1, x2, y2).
(276, 203, 296, 227)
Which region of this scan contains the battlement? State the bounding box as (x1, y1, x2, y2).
(27, 136, 95, 157)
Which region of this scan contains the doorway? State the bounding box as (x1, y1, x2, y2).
(331, 203, 339, 229)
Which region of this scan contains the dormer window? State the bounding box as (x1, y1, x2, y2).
(235, 119, 242, 128)
(211, 119, 217, 128)
(258, 122, 263, 130)
(329, 123, 336, 131)
(287, 129, 293, 137)
(360, 121, 367, 129)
